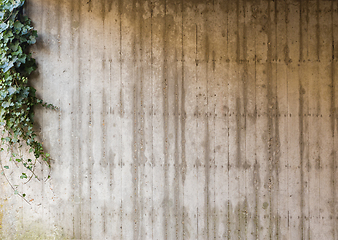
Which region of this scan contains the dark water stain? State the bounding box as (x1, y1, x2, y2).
(138, 4, 146, 168)
(212, 51, 216, 71)
(100, 89, 107, 166)
(108, 150, 116, 192)
(265, 1, 281, 238)
(316, 0, 320, 60)
(87, 0, 93, 12)
(236, 0, 240, 62)
(299, 0, 303, 62)
(87, 93, 93, 239)
(253, 159, 261, 239)
(227, 199, 254, 239)
(173, 46, 183, 238)
(130, 1, 140, 238)
(102, 204, 107, 235)
(184, 0, 213, 10)
(107, 0, 113, 13)
(227, 200, 233, 239)
(330, 31, 337, 239)
(219, 0, 228, 14)
(180, 5, 187, 235)
(182, 206, 191, 239)
(132, 0, 147, 237)
(299, 83, 305, 240)
(180, 26, 187, 185)
(315, 157, 321, 170)
(235, 98, 242, 168)
(203, 29, 211, 239)
(71, 0, 84, 237)
(131, 82, 140, 239)
(243, 161, 251, 170)
(162, 0, 169, 238)
(119, 88, 124, 118)
(100, 0, 106, 22)
(284, 45, 291, 65)
(54, 0, 62, 58)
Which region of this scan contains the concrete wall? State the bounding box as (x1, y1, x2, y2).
(1, 0, 337, 239)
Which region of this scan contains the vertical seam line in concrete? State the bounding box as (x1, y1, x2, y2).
(330, 0, 336, 238)
(77, 0, 83, 238)
(299, 0, 305, 235)
(88, 3, 93, 236)
(212, 2, 216, 239)
(163, 0, 169, 238)
(305, 0, 311, 238)
(284, 1, 290, 238)
(267, 1, 274, 239)
(70, 0, 75, 237)
(243, 0, 248, 237)
(226, 1, 230, 238)
(131, 0, 140, 237)
(181, 1, 186, 238)
(316, 0, 320, 60)
(150, 1, 154, 238)
(275, 1, 280, 239)
(254, 3, 258, 237)
(118, 0, 123, 238)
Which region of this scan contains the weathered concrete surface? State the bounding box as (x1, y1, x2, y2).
(0, 0, 337, 239)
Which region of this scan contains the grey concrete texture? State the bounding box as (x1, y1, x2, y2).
(0, 0, 338, 239)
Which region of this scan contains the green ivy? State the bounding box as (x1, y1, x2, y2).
(0, 0, 55, 198)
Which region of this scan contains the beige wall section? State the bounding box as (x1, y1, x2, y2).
(0, 0, 337, 239)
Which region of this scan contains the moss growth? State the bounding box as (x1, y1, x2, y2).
(0, 219, 70, 240)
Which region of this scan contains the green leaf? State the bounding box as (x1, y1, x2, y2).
(8, 86, 16, 95)
(14, 21, 23, 32)
(2, 101, 10, 108)
(20, 173, 27, 179)
(0, 22, 8, 33)
(27, 35, 36, 45)
(0, 0, 55, 194)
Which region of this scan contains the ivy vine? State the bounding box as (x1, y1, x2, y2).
(0, 0, 55, 200)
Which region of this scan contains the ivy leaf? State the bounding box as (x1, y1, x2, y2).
(10, 41, 20, 52)
(8, 86, 16, 95)
(14, 21, 23, 32)
(20, 173, 27, 179)
(2, 101, 10, 108)
(27, 35, 36, 45)
(0, 22, 8, 33)
(1, 57, 18, 72)
(0, 0, 55, 196)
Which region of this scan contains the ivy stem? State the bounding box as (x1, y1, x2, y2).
(0, 156, 31, 205)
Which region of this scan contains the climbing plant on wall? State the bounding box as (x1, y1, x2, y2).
(0, 0, 55, 200)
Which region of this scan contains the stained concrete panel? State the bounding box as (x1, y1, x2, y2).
(0, 0, 337, 239)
